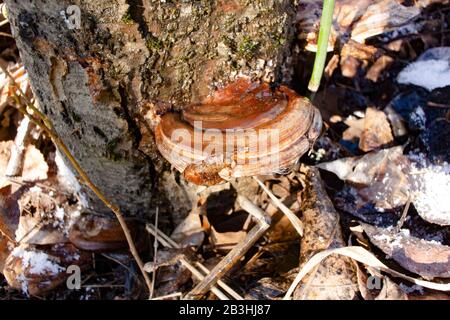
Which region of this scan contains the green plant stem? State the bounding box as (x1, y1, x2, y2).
(308, 0, 335, 92)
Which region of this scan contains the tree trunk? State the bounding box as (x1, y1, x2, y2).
(5, 0, 298, 215)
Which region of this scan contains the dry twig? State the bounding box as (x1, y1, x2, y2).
(395, 194, 411, 233)
(145, 223, 244, 300)
(185, 195, 271, 299)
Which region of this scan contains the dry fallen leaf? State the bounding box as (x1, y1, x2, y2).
(357, 263, 450, 300)
(0, 233, 12, 271)
(22, 145, 49, 182)
(318, 146, 410, 210)
(0, 61, 32, 114)
(285, 246, 450, 300)
(342, 115, 365, 142)
(154, 263, 192, 298)
(298, 0, 420, 51)
(15, 209, 68, 245)
(209, 225, 247, 252)
(375, 276, 409, 300)
(350, 0, 420, 43)
(171, 210, 204, 248)
(359, 108, 394, 152)
(317, 146, 403, 184)
(0, 185, 20, 241)
(245, 276, 292, 300)
(293, 167, 358, 300)
(3, 243, 90, 296)
(0, 141, 48, 182)
(69, 214, 143, 252)
(144, 249, 187, 273)
(366, 55, 395, 82)
(361, 223, 450, 279)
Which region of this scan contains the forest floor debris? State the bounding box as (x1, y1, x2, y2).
(0, 0, 449, 300)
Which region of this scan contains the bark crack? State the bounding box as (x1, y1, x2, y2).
(118, 84, 142, 149)
(126, 0, 149, 40)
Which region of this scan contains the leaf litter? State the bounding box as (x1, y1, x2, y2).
(0, 0, 449, 301)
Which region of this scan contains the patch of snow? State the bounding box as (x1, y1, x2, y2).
(420, 238, 442, 246)
(399, 229, 411, 238)
(408, 153, 450, 226)
(373, 228, 410, 249)
(12, 247, 64, 275)
(353, 110, 365, 118)
(16, 274, 29, 295)
(71, 210, 81, 219)
(29, 186, 42, 193)
(54, 206, 65, 221)
(398, 47, 450, 91)
(309, 148, 326, 161)
(397, 60, 450, 91)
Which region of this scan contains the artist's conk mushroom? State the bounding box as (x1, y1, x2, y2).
(155, 79, 322, 185)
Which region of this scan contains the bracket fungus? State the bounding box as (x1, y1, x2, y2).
(155, 79, 322, 185)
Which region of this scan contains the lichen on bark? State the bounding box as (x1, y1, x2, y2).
(138, 0, 297, 107)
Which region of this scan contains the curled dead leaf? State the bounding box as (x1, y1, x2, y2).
(298, 0, 420, 51)
(361, 223, 450, 279)
(68, 214, 143, 252)
(318, 146, 410, 210)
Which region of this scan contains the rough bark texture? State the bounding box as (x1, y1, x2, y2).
(5, 0, 298, 215)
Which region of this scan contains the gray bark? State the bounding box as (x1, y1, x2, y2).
(5, 0, 299, 215)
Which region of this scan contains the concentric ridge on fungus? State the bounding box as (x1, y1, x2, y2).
(155, 79, 322, 185)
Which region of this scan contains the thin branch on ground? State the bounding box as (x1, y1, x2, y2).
(146, 223, 245, 300)
(395, 193, 411, 233)
(185, 195, 271, 299)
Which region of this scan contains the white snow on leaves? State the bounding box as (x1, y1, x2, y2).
(397, 47, 450, 91)
(408, 153, 450, 226)
(11, 247, 65, 275)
